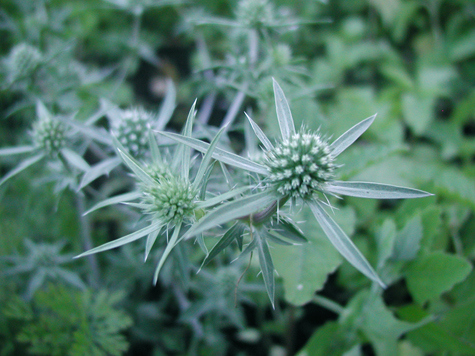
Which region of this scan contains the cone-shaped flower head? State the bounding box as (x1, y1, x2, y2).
(264, 128, 336, 199)
(112, 108, 153, 158)
(32, 116, 66, 157)
(7, 43, 42, 80)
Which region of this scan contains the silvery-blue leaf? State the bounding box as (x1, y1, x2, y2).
(329, 114, 376, 157)
(148, 130, 162, 164)
(273, 78, 296, 141)
(177, 99, 197, 179)
(61, 148, 90, 172)
(84, 191, 141, 215)
(155, 78, 176, 130)
(158, 131, 269, 175)
(75, 221, 163, 258)
(245, 112, 274, 151)
(145, 228, 162, 262)
(307, 200, 385, 288)
(0, 153, 44, 187)
(326, 181, 433, 199)
(185, 190, 279, 239)
(0, 145, 35, 156)
(116, 147, 155, 186)
(153, 224, 182, 284)
(196, 186, 251, 208)
(255, 228, 276, 307)
(79, 157, 121, 190)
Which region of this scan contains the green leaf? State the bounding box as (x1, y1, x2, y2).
(402, 93, 434, 135)
(79, 157, 121, 190)
(296, 321, 355, 356)
(307, 200, 385, 288)
(157, 131, 269, 175)
(60, 148, 90, 172)
(184, 190, 278, 239)
(245, 113, 274, 151)
(148, 129, 162, 165)
(255, 228, 275, 307)
(0, 153, 44, 187)
(84, 191, 142, 215)
(0, 145, 35, 156)
(392, 215, 423, 261)
(200, 222, 247, 268)
(153, 224, 182, 284)
(271, 218, 308, 243)
(178, 99, 197, 180)
(75, 221, 162, 258)
(329, 114, 376, 158)
(144, 228, 161, 262)
(405, 251, 472, 304)
(116, 147, 155, 186)
(326, 181, 432, 199)
(272, 78, 296, 140)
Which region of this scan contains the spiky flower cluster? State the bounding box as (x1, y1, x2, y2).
(112, 108, 153, 158)
(141, 174, 198, 224)
(32, 117, 66, 157)
(236, 0, 274, 28)
(7, 43, 42, 81)
(264, 129, 336, 199)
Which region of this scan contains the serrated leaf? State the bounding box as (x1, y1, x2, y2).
(273, 78, 296, 140)
(84, 191, 141, 215)
(329, 114, 376, 157)
(0, 145, 35, 156)
(307, 200, 385, 288)
(196, 185, 251, 208)
(200, 222, 246, 268)
(245, 113, 274, 151)
(255, 228, 275, 307)
(157, 131, 269, 175)
(184, 190, 278, 239)
(405, 251, 472, 304)
(75, 221, 162, 258)
(60, 148, 90, 172)
(79, 157, 121, 189)
(0, 153, 44, 187)
(326, 181, 432, 199)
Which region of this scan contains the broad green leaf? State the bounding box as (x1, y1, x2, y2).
(196, 185, 251, 208)
(296, 321, 355, 356)
(116, 147, 155, 186)
(193, 124, 226, 190)
(79, 157, 121, 190)
(84, 191, 142, 215)
(434, 167, 475, 210)
(273, 78, 295, 140)
(0, 145, 35, 156)
(402, 93, 434, 135)
(392, 215, 423, 261)
(155, 78, 176, 130)
(157, 131, 269, 175)
(405, 251, 472, 304)
(398, 305, 475, 354)
(60, 148, 90, 172)
(245, 113, 274, 151)
(75, 221, 162, 258)
(0, 153, 44, 187)
(153, 224, 182, 284)
(185, 190, 278, 239)
(255, 228, 275, 307)
(326, 181, 432, 199)
(329, 114, 376, 157)
(307, 200, 385, 288)
(376, 219, 397, 269)
(200, 222, 247, 268)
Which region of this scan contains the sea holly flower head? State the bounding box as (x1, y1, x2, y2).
(158, 78, 433, 305)
(32, 114, 66, 158)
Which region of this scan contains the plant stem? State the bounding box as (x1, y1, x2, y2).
(76, 192, 100, 288)
(313, 294, 344, 315)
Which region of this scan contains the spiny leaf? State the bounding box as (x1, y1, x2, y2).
(329, 114, 376, 157)
(0, 153, 44, 187)
(245, 113, 274, 151)
(79, 157, 121, 190)
(273, 78, 296, 141)
(84, 191, 142, 215)
(255, 228, 276, 307)
(153, 224, 182, 284)
(326, 181, 433, 199)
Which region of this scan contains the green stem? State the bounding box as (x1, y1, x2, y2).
(313, 294, 344, 315)
(252, 196, 289, 225)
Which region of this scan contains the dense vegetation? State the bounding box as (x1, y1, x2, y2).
(1, 0, 474, 355)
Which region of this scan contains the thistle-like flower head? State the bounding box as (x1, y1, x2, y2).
(32, 116, 66, 157)
(6, 43, 42, 81)
(265, 128, 336, 199)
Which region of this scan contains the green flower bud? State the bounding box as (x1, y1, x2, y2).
(112, 108, 153, 159)
(264, 129, 336, 199)
(32, 117, 66, 157)
(141, 173, 198, 224)
(7, 43, 42, 80)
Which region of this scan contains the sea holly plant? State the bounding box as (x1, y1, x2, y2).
(75, 101, 250, 284)
(159, 78, 433, 305)
(0, 101, 90, 187)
